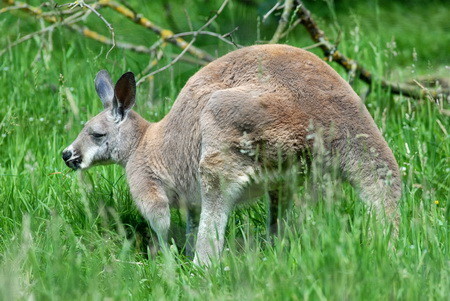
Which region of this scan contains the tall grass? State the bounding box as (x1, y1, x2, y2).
(0, 0, 449, 299)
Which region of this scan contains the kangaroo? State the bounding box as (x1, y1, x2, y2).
(62, 44, 401, 265)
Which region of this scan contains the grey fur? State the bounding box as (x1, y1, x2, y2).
(63, 45, 401, 265)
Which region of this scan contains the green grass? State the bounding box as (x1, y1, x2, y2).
(1, 0, 449, 299)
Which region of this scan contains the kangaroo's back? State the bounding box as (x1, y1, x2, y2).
(165, 44, 377, 137)
(169, 44, 358, 116)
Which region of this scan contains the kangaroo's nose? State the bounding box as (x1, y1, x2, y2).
(62, 150, 72, 161)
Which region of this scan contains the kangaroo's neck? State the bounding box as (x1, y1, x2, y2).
(124, 109, 202, 196)
(116, 111, 150, 167)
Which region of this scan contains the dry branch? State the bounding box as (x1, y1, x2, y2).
(98, 0, 215, 63)
(1, 0, 231, 77)
(69, 26, 204, 65)
(65, 0, 116, 56)
(279, 18, 301, 40)
(294, 0, 449, 101)
(136, 0, 231, 86)
(0, 1, 164, 57)
(0, 8, 86, 57)
(172, 30, 241, 48)
(1, 0, 57, 22)
(262, 1, 282, 23)
(270, 0, 294, 44)
(0, 3, 29, 13)
(69, 24, 156, 54)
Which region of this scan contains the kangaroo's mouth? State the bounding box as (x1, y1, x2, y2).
(65, 157, 82, 170)
(62, 149, 82, 170)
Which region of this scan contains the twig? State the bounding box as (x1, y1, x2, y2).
(3, 0, 116, 57)
(0, 10, 85, 57)
(136, 36, 196, 86)
(41, 8, 82, 17)
(2, 0, 231, 64)
(68, 24, 157, 54)
(1, 0, 210, 66)
(171, 29, 241, 48)
(301, 41, 324, 50)
(270, 0, 294, 43)
(1, 0, 58, 22)
(99, 0, 215, 62)
(62, 0, 116, 57)
(137, 48, 210, 83)
(136, 0, 231, 86)
(0, 3, 28, 14)
(262, 1, 282, 23)
(1, 1, 148, 56)
(279, 18, 301, 39)
(294, 0, 449, 101)
(167, 54, 208, 66)
(73, 27, 203, 65)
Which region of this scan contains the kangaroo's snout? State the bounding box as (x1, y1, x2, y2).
(62, 150, 72, 161)
(62, 148, 82, 170)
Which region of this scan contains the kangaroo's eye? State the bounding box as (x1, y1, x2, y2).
(92, 132, 106, 138)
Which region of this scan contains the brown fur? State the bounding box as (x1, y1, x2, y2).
(63, 44, 401, 265)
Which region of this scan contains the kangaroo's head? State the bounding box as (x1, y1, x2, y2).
(62, 70, 140, 170)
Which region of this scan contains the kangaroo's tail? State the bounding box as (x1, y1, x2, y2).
(337, 112, 401, 233)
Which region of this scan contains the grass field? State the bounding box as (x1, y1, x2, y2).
(0, 0, 449, 299)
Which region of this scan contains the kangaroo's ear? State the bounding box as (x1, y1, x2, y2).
(113, 72, 136, 121)
(95, 70, 114, 109)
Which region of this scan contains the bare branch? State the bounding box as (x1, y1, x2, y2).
(61, 0, 116, 57)
(1, 0, 58, 22)
(41, 8, 82, 17)
(136, 36, 195, 86)
(2, 0, 234, 64)
(294, 0, 449, 101)
(0, 0, 213, 66)
(136, 0, 231, 86)
(99, 0, 215, 62)
(262, 1, 282, 23)
(270, 0, 294, 43)
(301, 41, 324, 50)
(0, 3, 28, 14)
(171, 29, 241, 48)
(279, 18, 301, 39)
(0, 10, 86, 57)
(167, 54, 208, 66)
(68, 24, 157, 54)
